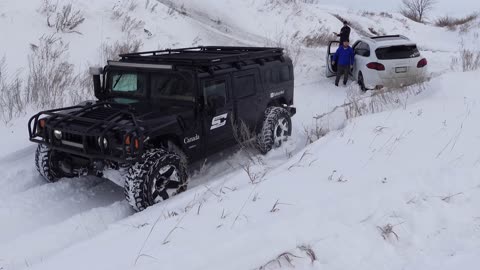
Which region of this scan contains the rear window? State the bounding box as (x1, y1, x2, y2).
(375, 45, 420, 60)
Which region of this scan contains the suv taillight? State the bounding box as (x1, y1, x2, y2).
(366, 62, 385, 71)
(417, 58, 427, 68)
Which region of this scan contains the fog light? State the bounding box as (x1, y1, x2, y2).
(98, 137, 109, 149)
(53, 130, 62, 140)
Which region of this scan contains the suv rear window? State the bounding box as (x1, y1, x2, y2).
(375, 45, 420, 60)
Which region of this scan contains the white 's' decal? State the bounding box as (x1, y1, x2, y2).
(211, 113, 228, 130)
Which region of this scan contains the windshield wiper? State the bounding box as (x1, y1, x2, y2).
(113, 74, 124, 89)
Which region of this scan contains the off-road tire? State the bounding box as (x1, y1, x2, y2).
(125, 148, 188, 212)
(35, 144, 64, 183)
(256, 107, 292, 154)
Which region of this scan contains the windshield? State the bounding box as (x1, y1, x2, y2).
(107, 71, 147, 97)
(375, 45, 420, 60)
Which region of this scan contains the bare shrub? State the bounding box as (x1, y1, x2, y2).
(121, 15, 144, 34)
(27, 34, 77, 109)
(452, 49, 480, 71)
(268, 34, 302, 68)
(303, 120, 328, 145)
(302, 25, 334, 47)
(377, 223, 404, 240)
(111, 0, 145, 36)
(102, 39, 143, 62)
(400, 0, 436, 23)
(379, 12, 394, 18)
(435, 13, 479, 29)
(52, 4, 85, 34)
(0, 57, 24, 123)
(69, 68, 94, 105)
(41, 1, 85, 34)
(127, 0, 138, 12)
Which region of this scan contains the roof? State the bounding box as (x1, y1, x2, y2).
(367, 35, 416, 48)
(117, 46, 286, 68)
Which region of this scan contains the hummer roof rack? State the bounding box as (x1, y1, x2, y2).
(118, 46, 285, 68)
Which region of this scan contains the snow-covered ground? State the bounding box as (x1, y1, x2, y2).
(0, 0, 479, 269)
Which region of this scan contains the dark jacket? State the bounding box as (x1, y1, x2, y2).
(334, 46, 355, 66)
(337, 25, 351, 43)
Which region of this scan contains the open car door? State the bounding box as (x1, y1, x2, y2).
(325, 40, 340, 77)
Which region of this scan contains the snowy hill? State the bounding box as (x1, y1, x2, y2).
(0, 0, 480, 270)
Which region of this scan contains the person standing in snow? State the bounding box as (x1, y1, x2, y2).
(332, 40, 355, 86)
(334, 20, 351, 44)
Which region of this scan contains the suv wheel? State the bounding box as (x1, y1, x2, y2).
(35, 144, 67, 183)
(358, 72, 367, 92)
(256, 107, 292, 154)
(125, 148, 188, 211)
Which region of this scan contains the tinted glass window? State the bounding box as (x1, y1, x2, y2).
(355, 42, 370, 57)
(109, 71, 147, 97)
(376, 45, 420, 60)
(204, 80, 227, 108)
(235, 75, 256, 98)
(280, 66, 291, 81)
(151, 72, 194, 101)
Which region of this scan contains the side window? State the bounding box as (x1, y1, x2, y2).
(362, 43, 371, 57)
(234, 74, 256, 98)
(151, 72, 194, 101)
(355, 42, 371, 57)
(204, 80, 227, 108)
(280, 66, 291, 82)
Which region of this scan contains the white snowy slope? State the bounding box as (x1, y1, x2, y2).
(0, 0, 479, 270)
(20, 71, 480, 270)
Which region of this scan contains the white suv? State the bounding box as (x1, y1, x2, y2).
(326, 35, 428, 90)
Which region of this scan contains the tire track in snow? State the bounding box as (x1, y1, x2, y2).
(0, 201, 132, 270)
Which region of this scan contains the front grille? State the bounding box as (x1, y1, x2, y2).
(61, 132, 100, 151)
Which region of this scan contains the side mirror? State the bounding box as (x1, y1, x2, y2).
(90, 67, 105, 100)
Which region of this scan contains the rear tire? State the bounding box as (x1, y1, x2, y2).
(124, 148, 188, 212)
(256, 107, 292, 154)
(358, 72, 367, 92)
(35, 144, 66, 183)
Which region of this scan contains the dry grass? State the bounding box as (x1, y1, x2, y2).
(40, 1, 85, 34)
(344, 82, 427, 120)
(257, 245, 318, 269)
(0, 57, 24, 124)
(101, 39, 143, 62)
(435, 13, 478, 30)
(26, 34, 78, 109)
(111, 0, 145, 36)
(451, 49, 480, 71)
(377, 223, 405, 240)
(302, 25, 335, 47)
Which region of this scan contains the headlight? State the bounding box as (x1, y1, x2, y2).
(97, 137, 109, 149)
(53, 130, 62, 140)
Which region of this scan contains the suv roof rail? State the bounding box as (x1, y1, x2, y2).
(117, 46, 285, 68)
(370, 35, 409, 41)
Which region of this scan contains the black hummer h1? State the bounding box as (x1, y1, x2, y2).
(28, 46, 296, 211)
